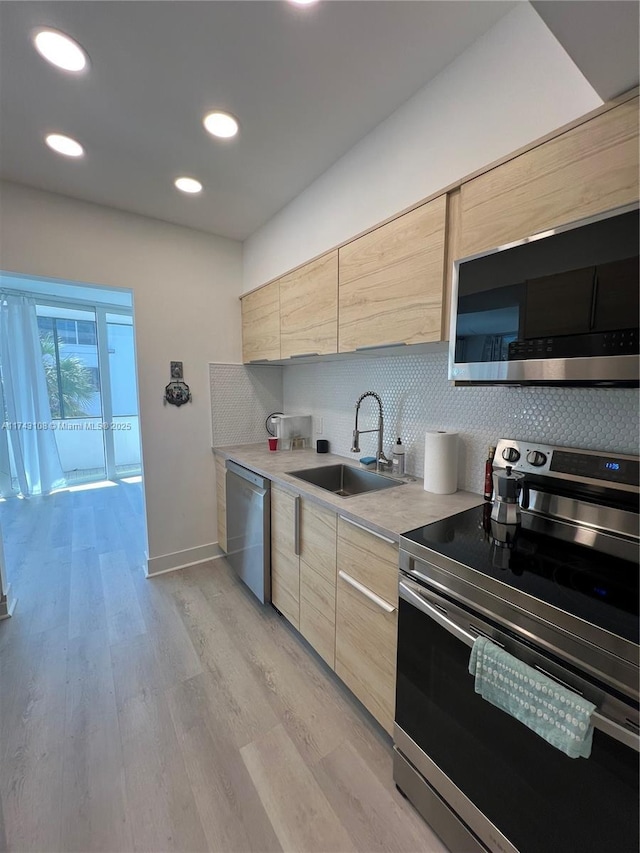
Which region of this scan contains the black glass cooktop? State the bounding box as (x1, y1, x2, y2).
(402, 504, 639, 644)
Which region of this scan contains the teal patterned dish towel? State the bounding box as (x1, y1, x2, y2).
(468, 636, 596, 759)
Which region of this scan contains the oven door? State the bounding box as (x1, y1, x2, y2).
(395, 574, 639, 853)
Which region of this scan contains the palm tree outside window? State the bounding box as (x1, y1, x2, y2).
(37, 313, 100, 419)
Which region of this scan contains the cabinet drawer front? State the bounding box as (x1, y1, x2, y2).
(280, 252, 338, 358)
(300, 560, 335, 669)
(215, 456, 227, 553)
(460, 98, 640, 258)
(242, 281, 281, 362)
(337, 517, 398, 606)
(338, 197, 447, 351)
(335, 575, 397, 734)
(299, 500, 337, 583)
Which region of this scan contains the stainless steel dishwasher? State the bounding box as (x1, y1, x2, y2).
(225, 460, 271, 603)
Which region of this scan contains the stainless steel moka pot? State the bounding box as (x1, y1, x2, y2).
(490, 466, 530, 549)
(491, 465, 529, 525)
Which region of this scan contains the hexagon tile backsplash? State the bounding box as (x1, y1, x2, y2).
(210, 363, 283, 447)
(282, 349, 639, 494)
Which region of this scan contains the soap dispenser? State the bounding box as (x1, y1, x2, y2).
(392, 437, 405, 476)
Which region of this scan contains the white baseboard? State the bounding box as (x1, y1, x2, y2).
(0, 584, 17, 620)
(145, 542, 224, 577)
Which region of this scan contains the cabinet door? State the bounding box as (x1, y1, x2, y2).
(338, 196, 447, 351)
(280, 252, 338, 358)
(459, 98, 639, 258)
(271, 486, 300, 629)
(241, 280, 281, 362)
(335, 572, 397, 735)
(215, 454, 227, 553)
(335, 517, 398, 733)
(299, 500, 337, 668)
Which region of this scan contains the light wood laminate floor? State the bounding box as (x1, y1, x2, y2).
(0, 482, 446, 853)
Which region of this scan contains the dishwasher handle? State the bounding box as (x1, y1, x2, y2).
(226, 459, 270, 491)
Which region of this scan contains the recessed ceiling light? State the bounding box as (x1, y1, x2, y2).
(203, 111, 239, 139)
(288, 0, 319, 5)
(33, 29, 88, 72)
(45, 133, 84, 158)
(175, 177, 203, 194)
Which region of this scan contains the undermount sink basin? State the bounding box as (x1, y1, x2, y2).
(288, 464, 404, 498)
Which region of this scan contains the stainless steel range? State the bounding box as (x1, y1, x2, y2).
(395, 439, 639, 853)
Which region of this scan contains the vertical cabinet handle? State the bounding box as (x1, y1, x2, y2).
(294, 495, 301, 556)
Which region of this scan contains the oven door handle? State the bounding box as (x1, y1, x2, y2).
(591, 711, 639, 751)
(399, 579, 640, 753)
(399, 579, 475, 646)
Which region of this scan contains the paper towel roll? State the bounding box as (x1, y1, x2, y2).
(424, 430, 459, 494)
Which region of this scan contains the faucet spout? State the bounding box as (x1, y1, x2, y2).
(351, 391, 389, 470)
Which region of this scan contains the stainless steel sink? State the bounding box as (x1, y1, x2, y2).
(288, 464, 404, 498)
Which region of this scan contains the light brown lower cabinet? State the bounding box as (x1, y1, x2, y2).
(300, 561, 336, 668)
(270, 491, 398, 734)
(271, 489, 337, 664)
(299, 500, 337, 668)
(215, 455, 227, 553)
(335, 516, 398, 735)
(271, 485, 301, 629)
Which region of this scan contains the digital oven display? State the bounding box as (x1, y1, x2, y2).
(550, 451, 639, 486)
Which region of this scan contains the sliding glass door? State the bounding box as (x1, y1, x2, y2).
(34, 302, 140, 486)
(37, 305, 107, 484)
(106, 313, 141, 478)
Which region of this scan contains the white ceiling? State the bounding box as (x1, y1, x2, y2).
(0, 1, 516, 241)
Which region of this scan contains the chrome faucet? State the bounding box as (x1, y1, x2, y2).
(350, 391, 390, 471)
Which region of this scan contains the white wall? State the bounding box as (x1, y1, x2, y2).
(243, 3, 602, 292)
(0, 180, 243, 571)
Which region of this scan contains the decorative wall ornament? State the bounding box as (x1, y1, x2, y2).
(164, 362, 192, 407)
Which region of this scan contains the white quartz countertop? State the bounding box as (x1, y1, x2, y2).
(213, 443, 484, 542)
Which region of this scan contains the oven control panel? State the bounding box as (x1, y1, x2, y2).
(493, 439, 639, 490)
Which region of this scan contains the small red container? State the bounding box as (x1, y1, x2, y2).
(268, 437, 278, 451)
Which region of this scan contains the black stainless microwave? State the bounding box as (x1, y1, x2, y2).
(448, 205, 639, 386)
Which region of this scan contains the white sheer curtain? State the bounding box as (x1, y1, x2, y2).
(0, 293, 65, 496)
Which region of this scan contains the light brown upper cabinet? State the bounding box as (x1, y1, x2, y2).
(279, 251, 338, 358)
(338, 195, 447, 352)
(241, 280, 280, 363)
(459, 98, 640, 259)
